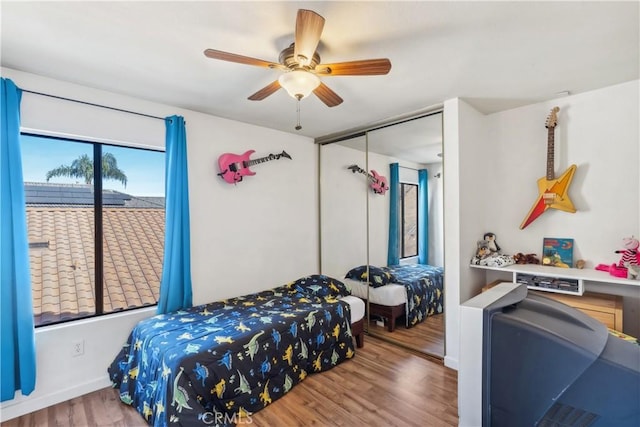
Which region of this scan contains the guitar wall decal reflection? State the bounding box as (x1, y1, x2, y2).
(347, 164, 389, 195)
(520, 107, 577, 229)
(218, 150, 292, 184)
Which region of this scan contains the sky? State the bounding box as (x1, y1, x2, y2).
(21, 134, 165, 197)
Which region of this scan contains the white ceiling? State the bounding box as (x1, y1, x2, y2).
(2, 1, 638, 146)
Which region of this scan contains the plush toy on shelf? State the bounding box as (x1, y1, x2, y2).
(473, 239, 492, 260)
(595, 236, 640, 279)
(483, 232, 501, 255)
(616, 236, 639, 268)
(513, 253, 540, 265)
(470, 233, 515, 268)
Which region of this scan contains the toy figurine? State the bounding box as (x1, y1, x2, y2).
(484, 232, 501, 254)
(475, 240, 492, 260)
(616, 236, 639, 268)
(513, 253, 540, 265)
(471, 235, 515, 268)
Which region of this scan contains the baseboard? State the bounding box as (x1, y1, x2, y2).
(444, 355, 458, 370)
(0, 377, 111, 422)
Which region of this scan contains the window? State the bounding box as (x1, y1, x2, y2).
(21, 134, 165, 326)
(400, 183, 418, 258)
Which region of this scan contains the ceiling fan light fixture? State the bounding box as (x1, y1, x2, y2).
(278, 70, 320, 100)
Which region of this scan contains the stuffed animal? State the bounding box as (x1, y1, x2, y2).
(475, 240, 492, 259)
(471, 239, 515, 267)
(513, 253, 540, 265)
(483, 232, 501, 254)
(616, 236, 639, 268)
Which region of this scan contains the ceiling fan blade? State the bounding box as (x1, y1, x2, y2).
(315, 58, 392, 76)
(313, 82, 343, 107)
(294, 9, 325, 67)
(248, 80, 282, 101)
(204, 49, 285, 70)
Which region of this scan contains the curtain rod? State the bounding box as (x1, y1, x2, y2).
(399, 164, 441, 178)
(21, 89, 167, 121)
(399, 165, 421, 172)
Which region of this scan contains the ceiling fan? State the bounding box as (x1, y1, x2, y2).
(203, 9, 392, 109)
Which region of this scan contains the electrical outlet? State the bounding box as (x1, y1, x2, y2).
(72, 340, 84, 357)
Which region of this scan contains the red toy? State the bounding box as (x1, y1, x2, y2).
(595, 263, 629, 278)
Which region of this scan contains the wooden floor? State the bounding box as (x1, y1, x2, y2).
(2, 336, 458, 427)
(368, 313, 445, 357)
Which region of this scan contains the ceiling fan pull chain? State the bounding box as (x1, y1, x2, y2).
(295, 96, 302, 130)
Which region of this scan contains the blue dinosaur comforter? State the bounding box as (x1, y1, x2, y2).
(384, 264, 444, 328)
(108, 285, 355, 426)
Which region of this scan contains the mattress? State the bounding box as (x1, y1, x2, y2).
(345, 278, 407, 307)
(341, 295, 365, 322)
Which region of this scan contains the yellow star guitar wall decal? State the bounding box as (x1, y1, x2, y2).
(520, 107, 577, 229)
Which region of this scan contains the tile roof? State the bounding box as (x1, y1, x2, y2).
(26, 206, 165, 326)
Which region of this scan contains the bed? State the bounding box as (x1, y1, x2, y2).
(344, 264, 444, 332)
(108, 276, 363, 426)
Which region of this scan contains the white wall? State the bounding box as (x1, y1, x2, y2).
(1, 68, 318, 420)
(319, 139, 368, 278)
(367, 151, 393, 267)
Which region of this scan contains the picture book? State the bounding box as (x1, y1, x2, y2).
(542, 238, 574, 268)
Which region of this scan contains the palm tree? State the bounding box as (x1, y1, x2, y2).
(46, 153, 128, 187)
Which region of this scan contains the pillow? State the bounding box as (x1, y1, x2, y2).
(292, 274, 351, 298)
(344, 265, 397, 288)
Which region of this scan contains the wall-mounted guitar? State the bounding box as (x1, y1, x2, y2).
(218, 150, 292, 184)
(520, 107, 577, 229)
(347, 164, 389, 195)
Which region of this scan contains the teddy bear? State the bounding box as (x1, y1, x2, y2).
(513, 253, 540, 265)
(616, 236, 639, 268)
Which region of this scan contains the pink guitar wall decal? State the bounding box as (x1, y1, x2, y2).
(347, 164, 389, 195)
(218, 150, 292, 184)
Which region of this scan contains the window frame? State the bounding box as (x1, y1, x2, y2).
(21, 132, 165, 327)
(399, 182, 419, 259)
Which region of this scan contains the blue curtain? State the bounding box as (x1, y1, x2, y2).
(1, 78, 37, 401)
(157, 115, 193, 314)
(418, 169, 429, 265)
(387, 163, 400, 266)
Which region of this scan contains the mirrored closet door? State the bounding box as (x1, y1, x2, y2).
(319, 111, 445, 359)
(365, 113, 445, 358)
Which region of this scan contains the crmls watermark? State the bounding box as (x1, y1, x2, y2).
(199, 410, 253, 425)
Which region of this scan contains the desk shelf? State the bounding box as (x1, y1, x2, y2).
(470, 263, 640, 286)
